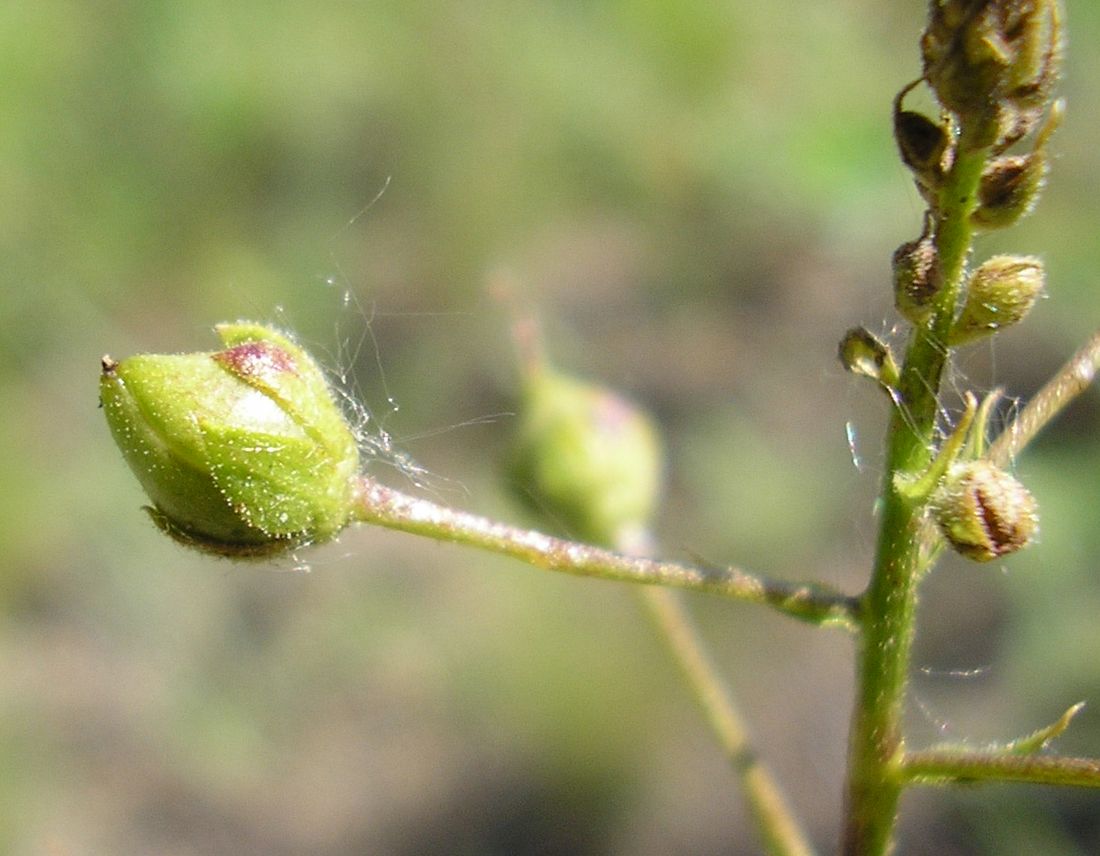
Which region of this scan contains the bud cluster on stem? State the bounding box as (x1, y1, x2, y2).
(844, 2, 1065, 854)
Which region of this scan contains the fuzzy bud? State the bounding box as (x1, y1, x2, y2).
(893, 216, 942, 324)
(931, 460, 1038, 562)
(922, 0, 1063, 136)
(970, 152, 1047, 231)
(950, 255, 1044, 344)
(508, 368, 662, 548)
(100, 322, 359, 557)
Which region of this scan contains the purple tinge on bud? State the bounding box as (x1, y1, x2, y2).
(213, 340, 298, 383)
(100, 322, 360, 558)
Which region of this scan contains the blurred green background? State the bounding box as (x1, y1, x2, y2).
(4, 0, 1100, 853)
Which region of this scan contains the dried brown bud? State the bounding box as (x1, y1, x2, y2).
(893, 79, 954, 199)
(838, 327, 900, 390)
(893, 213, 942, 324)
(896, 110, 951, 180)
(931, 460, 1038, 562)
(922, 0, 1063, 140)
(970, 151, 1047, 230)
(950, 255, 1044, 344)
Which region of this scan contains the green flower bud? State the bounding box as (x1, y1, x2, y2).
(100, 322, 359, 557)
(508, 367, 663, 548)
(893, 213, 942, 324)
(949, 255, 1044, 345)
(931, 460, 1038, 562)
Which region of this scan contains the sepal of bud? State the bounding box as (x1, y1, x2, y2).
(949, 255, 1044, 345)
(508, 367, 663, 548)
(100, 323, 359, 557)
(1002, 0, 1064, 112)
(931, 460, 1038, 562)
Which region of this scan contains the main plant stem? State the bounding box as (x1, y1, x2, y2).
(841, 122, 992, 856)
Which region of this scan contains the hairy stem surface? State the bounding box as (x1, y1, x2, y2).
(350, 477, 859, 630)
(842, 122, 994, 856)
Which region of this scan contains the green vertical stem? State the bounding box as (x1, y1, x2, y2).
(841, 123, 994, 856)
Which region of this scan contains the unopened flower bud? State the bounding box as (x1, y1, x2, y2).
(893, 214, 942, 324)
(950, 255, 1044, 345)
(970, 152, 1046, 231)
(931, 460, 1038, 562)
(895, 108, 951, 190)
(922, 0, 1063, 133)
(838, 327, 900, 390)
(100, 322, 359, 557)
(1002, 0, 1064, 111)
(508, 367, 663, 548)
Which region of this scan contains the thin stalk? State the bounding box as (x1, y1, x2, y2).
(988, 327, 1100, 467)
(638, 582, 815, 856)
(841, 121, 995, 856)
(350, 477, 859, 630)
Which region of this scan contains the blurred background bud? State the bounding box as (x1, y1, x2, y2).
(506, 363, 663, 549)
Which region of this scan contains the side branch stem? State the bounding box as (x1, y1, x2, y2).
(640, 587, 816, 856)
(903, 751, 1100, 788)
(989, 327, 1100, 467)
(350, 477, 858, 630)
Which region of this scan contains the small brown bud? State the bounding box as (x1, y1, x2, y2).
(950, 255, 1044, 344)
(970, 151, 1046, 230)
(893, 213, 942, 324)
(896, 109, 950, 181)
(931, 460, 1038, 562)
(838, 327, 899, 390)
(893, 79, 954, 199)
